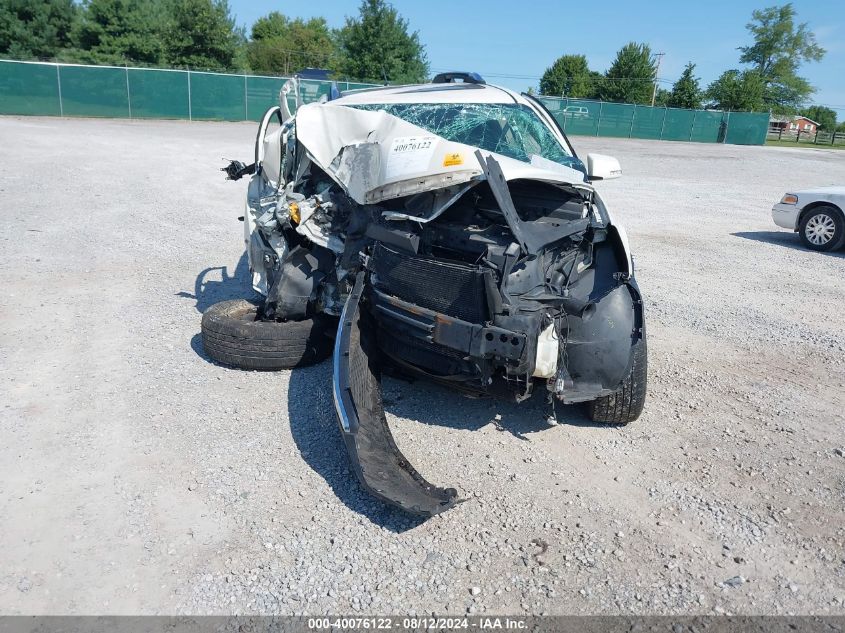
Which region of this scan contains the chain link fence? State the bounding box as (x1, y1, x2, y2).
(536, 96, 770, 145)
(1, 59, 769, 144)
(0, 59, 377, 121)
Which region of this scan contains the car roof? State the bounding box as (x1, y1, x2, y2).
(333, 82, 529, 106)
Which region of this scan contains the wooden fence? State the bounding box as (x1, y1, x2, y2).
(767, 127, 845, 146)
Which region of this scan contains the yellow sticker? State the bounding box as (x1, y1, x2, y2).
(288, 201, 300, 224)
(443, 152, 463, 167)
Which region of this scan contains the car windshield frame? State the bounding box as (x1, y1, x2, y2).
(348, 102, 582, 171)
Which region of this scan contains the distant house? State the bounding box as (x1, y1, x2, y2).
(769, 115, 819, 133)
(790, 116, 819, 132)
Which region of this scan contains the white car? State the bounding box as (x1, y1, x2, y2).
(772, 187, 845, 251)
(562, 105, 589, 118)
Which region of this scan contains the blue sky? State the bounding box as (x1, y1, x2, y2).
(229, 0, 845, 116)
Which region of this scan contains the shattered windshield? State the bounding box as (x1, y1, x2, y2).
(349, 103, 581, 170)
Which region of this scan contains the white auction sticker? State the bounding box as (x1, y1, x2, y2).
(385, 136, 437, 180)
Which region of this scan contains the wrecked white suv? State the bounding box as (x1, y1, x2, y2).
(202, 73, 647, 516)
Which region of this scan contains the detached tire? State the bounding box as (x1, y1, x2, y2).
(201, 300, 333, 370)
(586, 339, 647, 425)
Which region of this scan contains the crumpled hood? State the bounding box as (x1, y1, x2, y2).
(295, 103, 589, 205)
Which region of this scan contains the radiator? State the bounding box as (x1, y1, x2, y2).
(371, 242, 489, 324)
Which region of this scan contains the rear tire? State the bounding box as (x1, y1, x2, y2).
(586, 339, 647, 425)
(201, 299, 333, 370)
(798, 206, 845, 252)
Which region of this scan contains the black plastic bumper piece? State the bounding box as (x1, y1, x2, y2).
(332, 273, 458, 517)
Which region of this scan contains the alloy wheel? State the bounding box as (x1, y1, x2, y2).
(804, 213, 836, 246)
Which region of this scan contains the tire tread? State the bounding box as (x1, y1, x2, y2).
(200, 299, 333, 370)
(586, 339, 647, 425)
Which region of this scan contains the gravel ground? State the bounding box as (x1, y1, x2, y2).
(1, 116, 844, 616)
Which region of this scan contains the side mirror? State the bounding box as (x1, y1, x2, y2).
(586, 153, 622, 181)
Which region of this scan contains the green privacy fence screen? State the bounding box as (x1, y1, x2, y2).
(0, 59, 769, 145)
(0, 59, 378, 122)
(536, 96, 770, 145)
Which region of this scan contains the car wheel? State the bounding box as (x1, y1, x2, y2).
(586, 338, 647, 425)
(200, 299, 333, 370)
(798, 206, 845, 252)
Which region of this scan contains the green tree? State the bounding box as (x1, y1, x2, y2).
(333, 0, 427, 84)
(800, 105, 837, 131)
(69, 0, 167, 65)
(539, 54, 593, 98)
(586, 70, 604, 99)
(247, 12, 334, 74)
(667, 62, 702, 109)
(837, 121, 845, 133)
(598, 42, 656, 104)
(251, 11, 287, 41)
(738, 3, 825, 112)
(165, 0, 240, 70)
(0, 0, 75, 59)
(706, 69, 766, 111)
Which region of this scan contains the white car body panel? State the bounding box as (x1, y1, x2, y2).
(772, 202, 801, 230)
(790, 185, 845, 197)
(771, 186, 845, 230)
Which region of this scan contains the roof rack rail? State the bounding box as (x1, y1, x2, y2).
(431, 71, 486, 85)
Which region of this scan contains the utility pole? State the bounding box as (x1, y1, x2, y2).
(651, 52, 665, 107)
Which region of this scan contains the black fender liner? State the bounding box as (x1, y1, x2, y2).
(332, 272, 458, 516)
(561, 281, 643, 402)
(557, 227, 645, 403)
